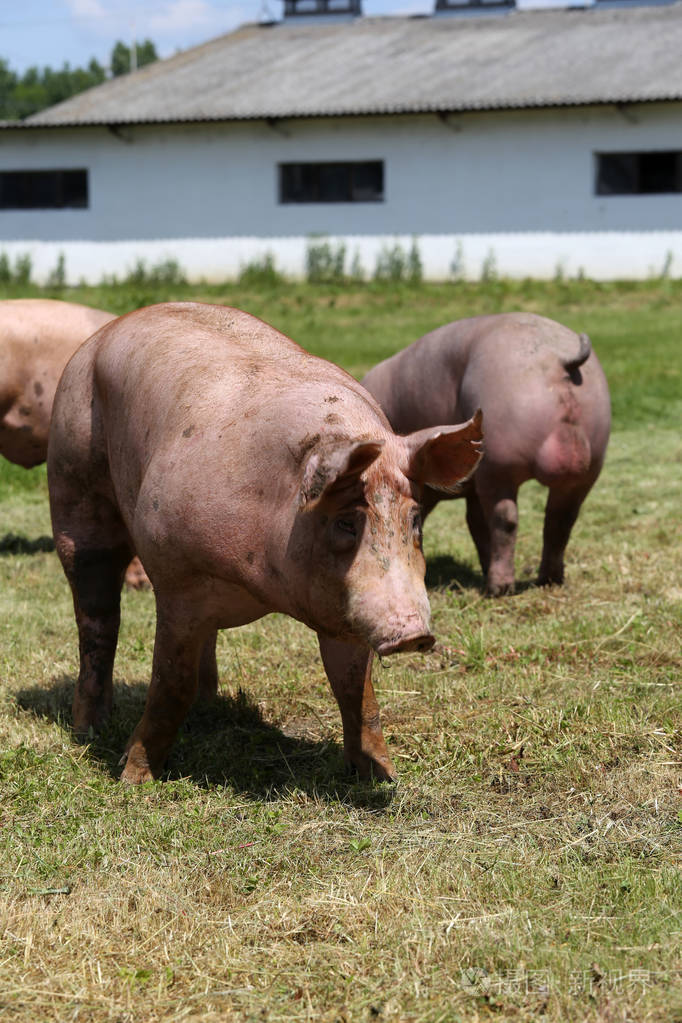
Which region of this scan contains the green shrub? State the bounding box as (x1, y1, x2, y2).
(123, 257, 187, 287)
(12, 253, 32, 286)
(373, 242, 406, 282)
(481, 248, 498, 282)
(349, 249, 365, 282)
(238, 252, 283, 287)
(46, 252, 66, 289)
(659, 249, 674, 280)
(450, 241, 465, 281)
(407, 238, 423, 284)
(306, 237, 346, 284)
(373, 239, 423, 283)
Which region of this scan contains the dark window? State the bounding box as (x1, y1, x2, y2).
(279, 161, 384, 203)
(0, 169, 88, 209)
(596, 152, 682, 195)
(435, 0, 513, 9)
(283, 0, 361, 15)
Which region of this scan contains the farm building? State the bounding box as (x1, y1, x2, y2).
(1, 0, 681, 283)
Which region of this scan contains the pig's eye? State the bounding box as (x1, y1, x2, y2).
(336, 518, 357, 536)
(331, 514, 361, 552)
(411, 510, 423, 541)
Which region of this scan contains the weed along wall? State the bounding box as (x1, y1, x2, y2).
(2, 103, 682, 284)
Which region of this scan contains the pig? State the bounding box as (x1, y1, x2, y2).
(362, 312, 610, 596)
(48, 302, 483, 784)
(0, 298, 148, 589)
(0, 298, 115, 468)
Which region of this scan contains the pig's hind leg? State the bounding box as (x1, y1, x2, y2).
(538, 483, 592, 587)
(535, 419, 598, 587)
(53, 504, 134, 737)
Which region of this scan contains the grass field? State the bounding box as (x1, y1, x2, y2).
(0, 278, 680, 1022)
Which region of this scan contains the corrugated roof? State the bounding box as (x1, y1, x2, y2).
(18, 4, 682, 128)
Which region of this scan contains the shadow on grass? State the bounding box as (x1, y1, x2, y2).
(425, 554, 539, 596)
(0, 532, 55, 556)
(15, 675, 395, 809)
(425, 553, 483, 591)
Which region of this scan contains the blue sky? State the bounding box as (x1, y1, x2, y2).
(2, 0, 571, 74)
(1, 0, 431, 73)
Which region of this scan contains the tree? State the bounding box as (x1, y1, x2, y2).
(0, 59, 106, 119)
(136, 40, 158, 69)
(111, 39, 158, 77)
(0, 42, 156, 119)
(0, 59, 18, 116)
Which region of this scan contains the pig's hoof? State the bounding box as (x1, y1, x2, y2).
(124, 556, 151, 590)
(537, 573, 564, 588)
(347, 750, 397, 784)
(373, 762, 397, 783)
(485, 580, 515, 597)
(72, 724, 95, 744)
(120, 760, 155, 785)
(72, 701, 111, 739)
(119, 747, 156, 784)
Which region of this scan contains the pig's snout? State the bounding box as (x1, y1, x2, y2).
(374, 614, 435, 657)
(377, 632, 435, 657)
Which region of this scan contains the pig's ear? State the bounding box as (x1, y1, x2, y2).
(299, 439, 384, 508)
(401, 409, 484, 494)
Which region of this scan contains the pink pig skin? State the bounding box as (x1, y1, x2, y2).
(0, 299, 114, 468)
(363, 312, 610, 595)
(47, 302, 483, 784)
(0, 298, 148, 590)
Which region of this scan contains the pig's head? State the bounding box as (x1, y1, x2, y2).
(289, 410, 483, 655)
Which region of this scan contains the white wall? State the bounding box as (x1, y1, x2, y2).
(0, 102, 681, 282)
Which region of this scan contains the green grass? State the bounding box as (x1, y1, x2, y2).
(0, 278, 680, 1022)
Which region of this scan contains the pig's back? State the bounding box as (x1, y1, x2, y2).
(362, 321, 474, 433)
(87, 302, 389, 490)
(2, 298, 113, 360)
(95, 302, 368, 415)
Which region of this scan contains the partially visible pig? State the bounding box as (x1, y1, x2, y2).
(363, 312, 610, 596)
(0, 298, 115, 468)
(48, 302, 483, 784)
(0, 298, 148, 589)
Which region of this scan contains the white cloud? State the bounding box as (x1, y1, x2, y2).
(149, 0, 253, 36)
(62, 0, 252, 50)
(149, 0, 227, 33)
(65, 0, 107, 16)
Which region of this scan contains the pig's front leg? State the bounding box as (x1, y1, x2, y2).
(120, 601, 208, 784)
(476, 479, 519, 596)
(197, 629, 219, 703)
(318, 634, 396, 782)
(465, 489, 491, 578)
